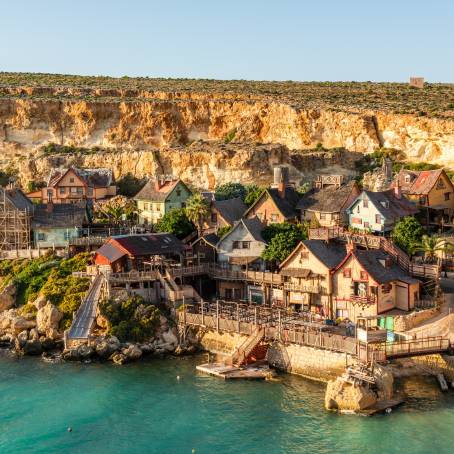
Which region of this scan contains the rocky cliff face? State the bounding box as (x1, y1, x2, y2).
(0, 90, 453, 188)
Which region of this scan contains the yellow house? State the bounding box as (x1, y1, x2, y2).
(394, 168, 454, 213)
(279, 240, 347, 316)
(332, 245, 420, 323)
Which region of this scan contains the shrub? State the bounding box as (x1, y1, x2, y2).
(155, 208, 194, 238)
(214, 182, 246, 201)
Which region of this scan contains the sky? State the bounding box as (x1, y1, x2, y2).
(1, 0, 452, 82)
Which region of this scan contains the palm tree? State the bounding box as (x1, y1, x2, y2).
(411, 235, 453, 263)
(185, 193, 209, 236)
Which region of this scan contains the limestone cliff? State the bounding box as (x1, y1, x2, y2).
(0, 83, 453, 187)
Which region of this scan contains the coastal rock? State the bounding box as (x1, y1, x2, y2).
(32, 294, 48, 310)
(45, 327, 61, 340)
(325, 379, 377, 412)
(122, 344, 142, 361)
(111, 352, 128, 365)
(77, 344, 94, 359)
(36, 303, 63, 333)
(23, 340, 43, 356)
(63, 348, 81, 361)
(161, 329, 178, 346)
(41, 337, 57, 351)
(17, 330, 29, 345)
(96, 313, 109, 330)
(95, 337, 120, 359)
(0, 283, 16, 312)
(29, 328, 40, 341)
(11, 316, 36, 334)
(373, 365, 394, 400)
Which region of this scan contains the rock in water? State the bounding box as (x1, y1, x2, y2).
(122, 344, 142, 361)
(325, 378, 377, 411)
(36, 303, 63, 333)
(23, 340, 43, 356)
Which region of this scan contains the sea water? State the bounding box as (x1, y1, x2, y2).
(0, 352, 453, 454)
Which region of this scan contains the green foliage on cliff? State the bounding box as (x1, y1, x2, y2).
(0, 253, 91, 329)
(155, 208, 195, 238)
(215, 182, 246, 201)
(117, 172, 147, 197)
(99, 296, 160, 342)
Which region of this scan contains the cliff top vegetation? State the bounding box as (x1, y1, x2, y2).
(0, 72, 453, 118)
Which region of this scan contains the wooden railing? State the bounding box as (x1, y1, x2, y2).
(108, 270, 159, 283)
(373, 336, 450, 359)
(283, 282, 321, 293)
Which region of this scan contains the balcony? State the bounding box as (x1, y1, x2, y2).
(283, 282, 321, 294)
(349, 294, 376, 305)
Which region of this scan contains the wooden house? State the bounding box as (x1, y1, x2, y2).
(347, 188, 418, 233)
(27, 167, 116, 204)
(216, 217, 266, 301)
(297, 179, 360, 227)
(32, 203, 88, 249)
(94, 233, 184, 272)
(332, 245, 420, 322)
(279, 240, 346, 316)
(134, 177, 192, 225)
(393, 168, 454, 223)
(188, 233, 219, 265)
(244, 166, 300, 224)
(203, 197, 247, 233)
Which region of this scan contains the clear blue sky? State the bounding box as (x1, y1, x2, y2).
(1, 0, 452, 82)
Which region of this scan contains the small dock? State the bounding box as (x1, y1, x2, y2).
(196, 362, 275, 380)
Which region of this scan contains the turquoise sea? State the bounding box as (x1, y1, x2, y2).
(1, 351, 453, 454)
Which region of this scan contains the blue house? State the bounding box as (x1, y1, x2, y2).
(347, 188, 418, 233)
(32, 204, 88, 249)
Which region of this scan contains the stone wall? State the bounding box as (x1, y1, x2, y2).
(267, 341, 353, 382)
(393, 307, 440, 332)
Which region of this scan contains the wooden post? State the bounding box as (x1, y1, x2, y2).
(216, 300, 219, 332)
(201, 300, 205, 326)
(254, 306, 257, 326)
(237, 303, 240, 333)
(278, 310, 282, 341)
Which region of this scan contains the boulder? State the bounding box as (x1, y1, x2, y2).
(139, 343, 155, 354)
(11, 317, 36, 334)
(29, 328, 40, 341)
(17, 330, 29, 344)
(374, 365, 394, 400)
(111, 352, 128, 365)
(32, 294, 47, 310)
(41, 338, 57, 351)
(122, 344, 142, 361)
(63, 348, 81, 361)
(0, 283, 16, 312)
(95, 338, 119, 359)
(45, 328, 61, 341)
(161, 329, 178, 346)
(36, 303, 63, 333)
(325, 378, 377, 412)
(77, 344, 94, 359)
(0, 309, 16, 331)
(23, 340, 43, 356)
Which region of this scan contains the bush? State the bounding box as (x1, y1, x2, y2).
(155, 208, 194, 238)
(261, 223, 307, 262)
(214, 182, 246, 201)
(217, 225, 232, 238)
(99, 296, 161, 342)
(391, 216, 425, 254)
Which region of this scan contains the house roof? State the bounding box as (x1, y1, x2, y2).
(48, 167, 114, 188)
(32, 204, 87, 229)
(351, 249, 419, 285)
(108, 233, 184, 257)
(133, 179, 189, 202)
(191, 233, 220, 248)
(353, 189, 418, 221)
(296, 181, 357, 213)
(213, 197, 247, 225)
(302, 240, 347, 269)
(394, 168, 448, 196)
(0, 187, 33, 212)
(245, 186, 301, 220)
(95, 242, 127, 263)
(217, 217, 266, 246)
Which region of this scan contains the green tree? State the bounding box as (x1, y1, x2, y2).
(117, 173, 147, 197)
(391, 216, 424, 254)
(217, 225, 232, 238)
(155, 208, 194, 238)
(411, 235, 452, 263)
(244, 184, 263, 206)
(214, 182, 246, 201)
(185, 193, 209, 236)
(261, 223, 307, 262)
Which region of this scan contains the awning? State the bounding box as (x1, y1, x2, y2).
(280, 268, 312, 278)
(229, 256, 260, 265)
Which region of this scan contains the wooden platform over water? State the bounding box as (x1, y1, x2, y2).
(196, 362, 275, 380)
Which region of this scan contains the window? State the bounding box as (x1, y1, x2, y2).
(225, 288, 233, 300)
(242, 241, 250, 249)
(211, 213, 218, 223)
(156, 204, 161, 211)
(375, 214, 382, 224)
(356, 205, 360, 213)
(445, 192, 451, 201)
(76, 187, 83, 194)
(69, 177, 75, 183)
(364, 222, 370, 229)
(144, 203, 149, 210)
(363, 200, 368, 208)
(419, 196, 427, 205)
(380, 201, 389, 209)
(87, 188, 94, 197)
(233, 241, 241, 249)
(271, 213, 279, 222)
(320, 213, 326, 221)
(343, 268, 351, 278)
(300, 251, 309, 261)
(59, 187, 65, 194)
(176, 189, 181, 197)
(360, 271, 368, 280)
(71, 187, 77, 194)
(381, 283, 392, 294)
(64, 231, 71, 241)
(405, 175, 411, 183)
(437, 179, 446, 190)
(37, 233, 46, 241)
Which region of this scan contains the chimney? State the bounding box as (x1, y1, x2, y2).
(278, 174, 286, 199)
(154, 178, 162, 191)
(273, 165, 289, 199)
(394, 181, 402, 199)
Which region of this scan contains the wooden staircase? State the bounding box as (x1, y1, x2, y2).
(226, 327, 267, 367)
